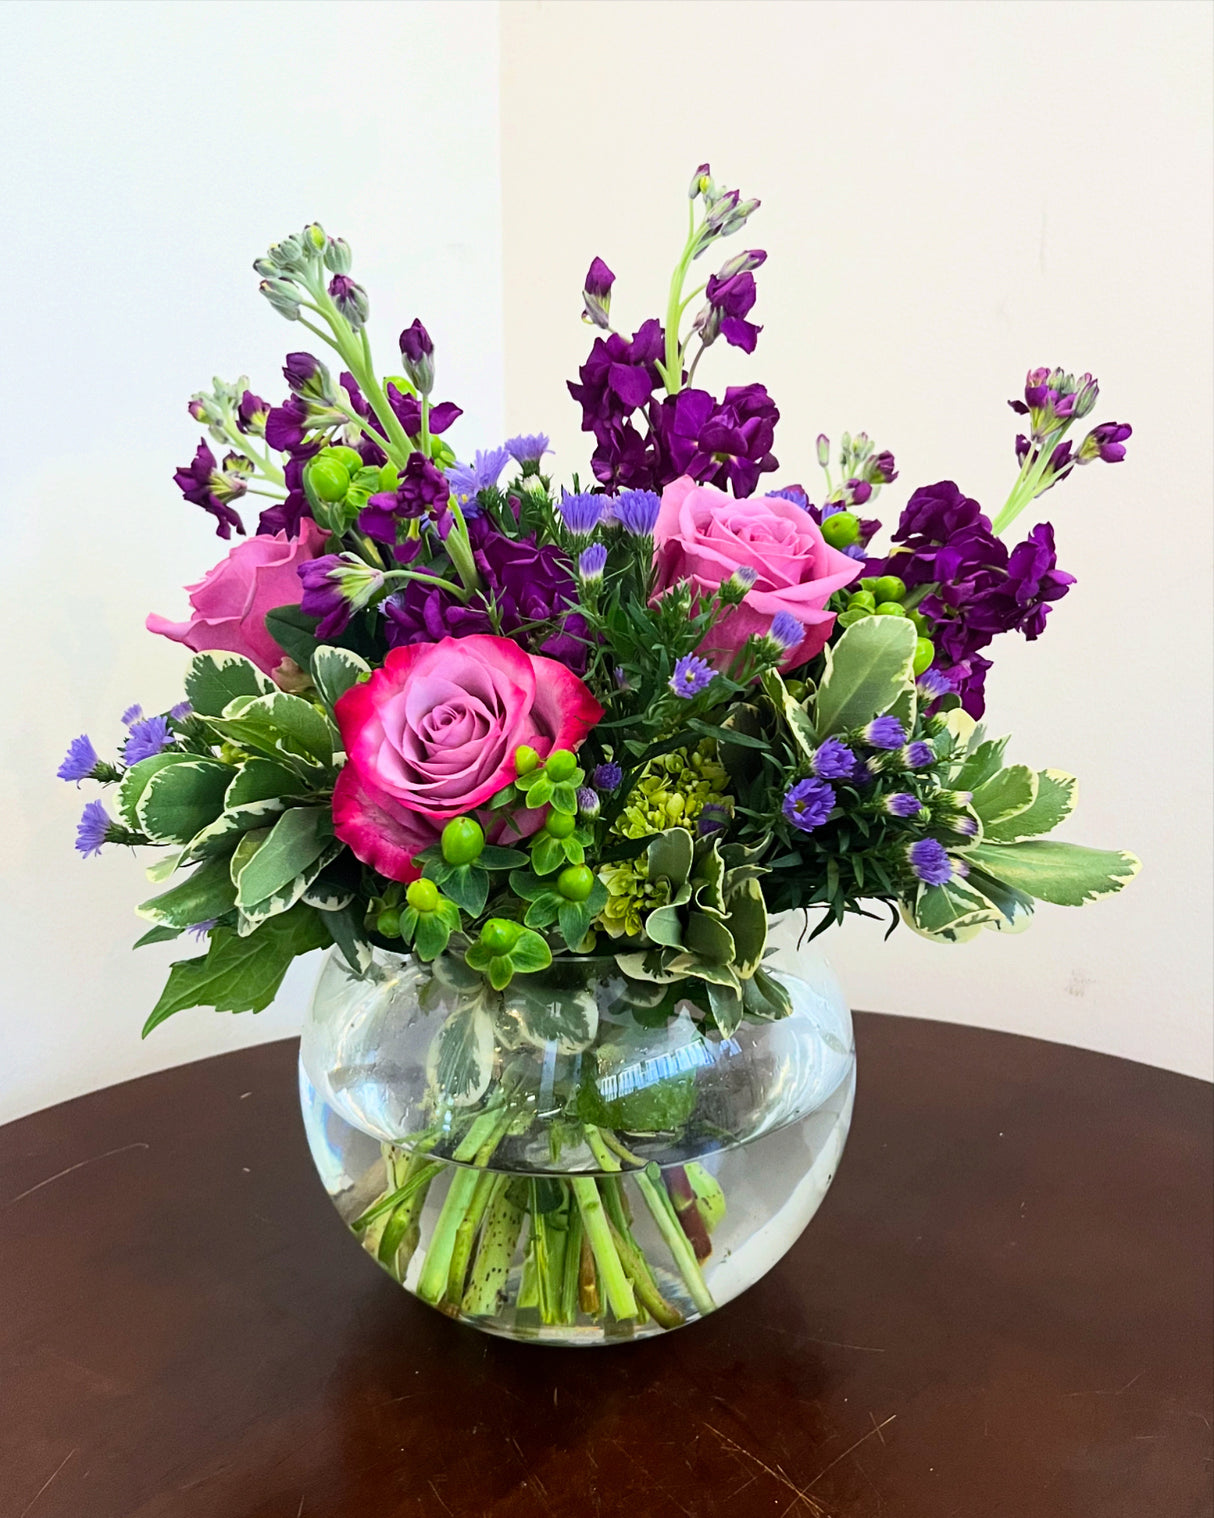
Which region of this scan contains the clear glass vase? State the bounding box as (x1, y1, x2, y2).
(299, 941, 855, 1347)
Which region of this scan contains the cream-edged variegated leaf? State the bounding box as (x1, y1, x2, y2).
(982, 770, 1078, 843)
(964, 840, 1141, 907)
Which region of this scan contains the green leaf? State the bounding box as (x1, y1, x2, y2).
(426, 1000, 496, 1108)
(183, 651, 273, 717)
(983, 770, 1077, 843)
(509, 870, 554, 902)
(118, 752, 197, 829)
(508, 928, 553, 974)
(440, 863, 489, 917)
(970, 765, 1038, 828)
(759, 669, 815, 757)
(500, 981, 598, 1053)
(237, 841, 343, 932)
(557, 899, 594, 951)
(549, 782, 578, 815)
(310, 645, 370, 713)
(965, 868, 1035, 933)
(683, 913, 736, 965)
(225, 758, 311, 807)
(234, 807, 335, 909)
(180, 797, 292, 862)
(523, 893, 561, 929)
(414, 911, 453, 961)
(133, 924, 184, 949)
(142, 903, 330, 1034)
(647, 827, 694, 888)
(814, 616, 916, 738)
(706, 979, 744, 1037)
(724, 877, 767, 977)
(530, 832, 565, 877)
(952, 734, 1009, 792)
(263, 605, 323, 671)
(963, 840, 1142, 907)
(644, 904, 684, 948)
(137, 852, 239, 928)
(743, 966, 792, 1019)
(205, 692, 335, 770)
(913, 878, 1003, 936)
(326, 906, 374, 975)
(136, 759, 233, 845)
(477, 845, 528, 870)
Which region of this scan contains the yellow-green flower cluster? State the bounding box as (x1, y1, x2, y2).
(596, 744, 729, 940)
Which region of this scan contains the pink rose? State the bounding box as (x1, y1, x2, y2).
(653, 477, 860, 668)
(331, 634, 604, 883)
(147, 520, 328, 677)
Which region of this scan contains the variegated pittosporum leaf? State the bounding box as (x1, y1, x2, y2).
(813, 616, 916, 738)
(183, 651, 273, 718)
(961, 840, 1141, 907)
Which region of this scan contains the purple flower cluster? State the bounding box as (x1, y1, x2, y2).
(359, 453, 450, 550)
(882, 481, 1075, 716)
(651, 384, 781, 498)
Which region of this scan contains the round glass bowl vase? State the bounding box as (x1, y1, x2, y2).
(299, 946, 855, 1347)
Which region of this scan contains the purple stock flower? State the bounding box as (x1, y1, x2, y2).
(704, 269, 762, 353)
(399, 319, 435, 394)
(963, 523, 1075, 642)
(568, 319, 665, 490)
(58, 735, 99, 782)
(75, 800, 111, 858)
(578, 543, 608, 582)
(236, 390, 269, 436)
(614, 489, 661, 536)
(282, 351, 327, 398)
(257, 447, 318, 537)
(264, 396, 309, 453)
(908, 837, 952, 886)
(582, 257, 615, 328)
(558, 489, 605, 537)
(1078, 421, 1132, 464)
(863, 450, 898, 486)
(299, 554, 385, 639)
(594, 762, 623, 792)
(670, 654, 714, 697)
(504, 433, 550, 465)
(172, 441, 246, 538)
(811, 739, 856, 781)
(448, 448, 510, 514)
(651, 382, 781, 497)
(885, 792, 922, 817)
(328, 275, 368, 328)
(123, 716, 173, 766)
(359, 453, 450, 544)
(782, 777, 836, 833)
(120, 704, 143, 727)
(863, 716, 907, 750)
(386, 383, 463, 440)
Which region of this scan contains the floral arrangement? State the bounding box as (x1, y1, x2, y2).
(61, 166, 1140, 1043)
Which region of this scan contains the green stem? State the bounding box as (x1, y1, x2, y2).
(381, 567, 472, 603)
(636, 1163, 716, 1317)
(446, 1172, 501, 1302)
(605, 1216, 684, 1330)
(416, 1166, 483, 1304)
(560, 1206, 584, 1324)
(572, 1176, 636, 1320)
(462, 1182, 526, 1317)
(351, 1149, 441, 1233)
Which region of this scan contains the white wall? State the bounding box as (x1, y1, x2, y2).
(0, 0, 504, 1121)
(500, 0, 1214, 1078)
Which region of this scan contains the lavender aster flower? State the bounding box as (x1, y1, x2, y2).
(670, 654, 714, 697)
(593, 762, 623, 792)
(908, 837, 952, 885)
(75, 800, 112, 858)
(123, 716, 173, 766)
(903, 741, 935, 769)
(187, 919, 218, 940)
(169, 701, 193, 723)
(862, 716, 907, 749)
(559, 489, 605, 537)
(782, 777, 836, 832)
(120, 704, 143, 727)
(448, 448, 510, 513)
(576, 787, 600, 818)
(614, 489, 661, 536)
(770, 485, 810, 509)
(578, 543, 608, 583)
(58, 735, 100, 782)
(768, 611, 805, 652)
(916, 668, 953, 702)
(811, 739, 856, 781)
(504, 433, 551, 466)
(884, 792, 922, 817)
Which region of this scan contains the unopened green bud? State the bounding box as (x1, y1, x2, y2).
(376, 908, 401, 938)
(913, 637, 935, 676)
(514, 744, 540, 775)
(406, 879, 440, 914)
(441, 817, 484, 865)
(306, 455, 351, 504)
(324, 236, 352, 274)
(816, 433, 831, 468)
(304, 222, 326, 250)
(546, 750, 577, 782)
(481, 918, 522, 954)
(871, 575, 906, 604)
(821, 511, 860, 550)
(259, 278, 301, 320)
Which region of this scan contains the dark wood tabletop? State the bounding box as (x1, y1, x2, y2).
(1, 1014, 1210, 1518)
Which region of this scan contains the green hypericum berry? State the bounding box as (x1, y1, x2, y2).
(820, 510, 860, 549)
(328, 445, 364, 474)
(441, 817, 485, 865)
(545, 750, 578, 782)
(376, 908, 401, 937)
(847, 588, 877, 612)
(481, 918, 522, 953)
(874, 601, 906, 617)
(307, 455, 351, 503)
(913, 636, 936, 675)
(544, 811, 577, 840)
(556, 865, 595, 902)
(514, 744, 541, 775)
(871, 574, 907, 604)
(405, 878, 440, 913)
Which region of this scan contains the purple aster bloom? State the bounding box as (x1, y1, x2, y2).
(903, 741, 935, 769)
(770, 485, 809, 509)
(614, 489, 661, 536)
(576, 787, 600, 818)
(448, 448, 510, 514)
(187, 919, 218, 940)
(75, 800, 112, 858)
(582, 257, 615, 328)
(725, 565, 758, 600)
(237, 389, 269, 436)
(578, 543, 608, 582)
(169, 701, 193, 723)
(593, 762, 623, 792)
(915, 668, 953, 701)
(885, 792, 922, 817)
(670, 653, 714, 697)
(123, 716, 173, 766)
(120, 704, 143, 727)
(558, 489, 605, 537)
(504, 433, 550, 466)
(58, 735, 99, 782)
(851, 760, 876, 789)
(863, 716, 907, 749)
(908, 837, 953, 885)
(782, 777, 836, 833)
(768, 611, 805, 652)
(811, 739, 856, 781)
(172, 440, 245, 539)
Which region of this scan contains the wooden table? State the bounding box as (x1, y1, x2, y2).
(1, 1015, 1210, 1518)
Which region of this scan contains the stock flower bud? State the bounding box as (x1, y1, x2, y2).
(816, 433, 831, 468)
(304, 222, 326, 250)
(398, 318, 435, 396)
(259, 278, 301, 320)
(328, 275, 369, 332)
(688, 162, 713, 199)
(323, 236, 352, 274)
(581, 257, 615, 329)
